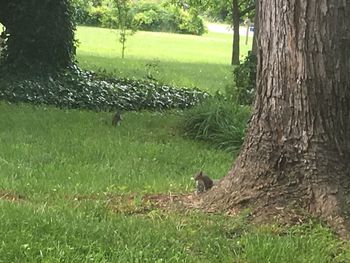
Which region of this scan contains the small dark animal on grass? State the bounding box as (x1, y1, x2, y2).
(112, 111, 122, 126)
(193, 171, 214, 194)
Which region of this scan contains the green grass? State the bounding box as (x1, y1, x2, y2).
(0, 202, 239, 262)
(0, 103, 231, 198)
(76, 27, 253, 93)
(1, 102, 350, 262)
(1, 202, 348, 263)
(1, 25, 349, 262)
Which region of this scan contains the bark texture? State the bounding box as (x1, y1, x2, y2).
(205, 0, 350, 234)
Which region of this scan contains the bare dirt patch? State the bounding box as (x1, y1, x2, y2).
(68, 193, 203, 215)
(0, 190, 25, 202)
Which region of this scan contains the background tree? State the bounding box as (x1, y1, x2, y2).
(179, 0, 255, 65)
(231, 0, 240, 65)
(114, 0, 137, 59)
(250, 0, 258, 56)
(230, 0, 254, 65)
(204, 0, 350, 234)
(0, 0, 76, 73)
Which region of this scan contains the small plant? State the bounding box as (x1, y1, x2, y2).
(145, 60, 160, 81)
(114, 0, 137, 59)
(226, 53, 257, 105)
(181, 96, 251, 152)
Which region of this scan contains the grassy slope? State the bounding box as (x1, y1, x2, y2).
(76, 27, 253, 93)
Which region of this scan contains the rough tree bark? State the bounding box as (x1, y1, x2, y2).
(205, 0, 350, 234)
(231, 0, 240, 65)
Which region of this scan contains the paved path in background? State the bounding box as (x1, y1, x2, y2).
(206, 23, 254, 37)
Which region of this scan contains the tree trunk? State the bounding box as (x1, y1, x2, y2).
(0, 0, 76, 72)
(231, 0, 240, 65)
(205, 0, 350, 234)
(251, 0, 258, 55)
(0, 1, 8, 25)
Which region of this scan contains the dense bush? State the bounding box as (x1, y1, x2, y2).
(0, 67, 209, 111)
(181, 97, 251, 152)
(178, 9, 206, 35)
(72, 0, 91, 25)
(88, 5, 119, 28)
(72, 0, 206, 35)
(131, 2, 175, 32)
(226, 53, 257, 105)
(131, 2, 206, 35)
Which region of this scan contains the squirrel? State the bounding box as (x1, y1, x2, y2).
(112, 111, 122, 126)
(193, 171, 215, 194)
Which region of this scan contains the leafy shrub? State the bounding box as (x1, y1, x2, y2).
(131, 2, 206, 35)
(88, 5, 118, 28)
(0, 67, 209, 111)
(178, 9, 207, 35)
(181, 97, 251, 152)
(72, 0, 91, 25)
(226, 53, 257, 105)
(72, 0, 206, 35)
(132, 3, 171, 32)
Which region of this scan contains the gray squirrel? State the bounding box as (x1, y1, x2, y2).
(112, 111, 122, 126)
(193, 171, 218, 194)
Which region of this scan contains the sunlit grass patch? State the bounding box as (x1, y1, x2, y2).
(76, 26, 253, 93)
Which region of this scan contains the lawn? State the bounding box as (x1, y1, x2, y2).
(1, 102, 349, 262)
(0, 103, 232, 197)
(76, 26, 253, 93)
(1, 25, 350, 263)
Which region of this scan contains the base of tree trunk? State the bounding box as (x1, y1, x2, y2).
(206, 0, 350, 239)
(202, 150, 350, 237)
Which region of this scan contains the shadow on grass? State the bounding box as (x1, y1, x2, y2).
(77, 52, 233, 94)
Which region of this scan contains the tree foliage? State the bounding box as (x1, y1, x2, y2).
(226, 53, 257, 105)
(0, 0, 76, 73)
(174, 0, 255, 65)
(174, 0, 255, 22)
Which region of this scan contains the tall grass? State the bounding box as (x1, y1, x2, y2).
(181, 98, 251, 152)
